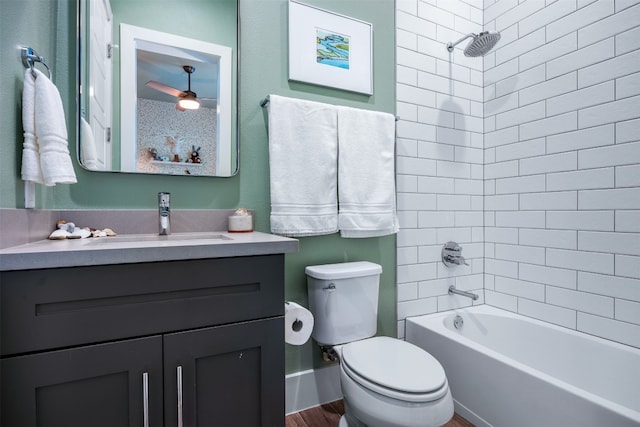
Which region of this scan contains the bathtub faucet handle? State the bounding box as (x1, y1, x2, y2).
(442, 241, 469, 267)
(444, 253, 469, 266)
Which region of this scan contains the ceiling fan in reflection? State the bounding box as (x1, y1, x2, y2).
(145, 65, 216, 111)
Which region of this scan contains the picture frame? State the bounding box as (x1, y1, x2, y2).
(288, 0, 373, 95)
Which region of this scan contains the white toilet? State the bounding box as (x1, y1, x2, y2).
(306, 261, 454, 427)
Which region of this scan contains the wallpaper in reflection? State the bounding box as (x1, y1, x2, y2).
(136, 99, 217, 176)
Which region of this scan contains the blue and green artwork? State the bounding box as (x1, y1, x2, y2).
(316, 28, 350, 70)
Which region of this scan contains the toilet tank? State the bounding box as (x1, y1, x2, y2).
(305, 261, 382, 345)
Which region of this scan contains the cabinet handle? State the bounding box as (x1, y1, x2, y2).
(142, 372, 149, 427)
(177, 365, 183, 427)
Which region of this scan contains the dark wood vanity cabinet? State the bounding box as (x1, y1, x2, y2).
(164, 318, 283, 427)
(1, 335, 164, 426)
(0, 255, 285, 427)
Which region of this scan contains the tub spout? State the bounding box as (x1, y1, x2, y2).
(448, 285, 478, 301)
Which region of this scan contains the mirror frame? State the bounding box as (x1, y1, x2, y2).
(76, 0, 240, 177)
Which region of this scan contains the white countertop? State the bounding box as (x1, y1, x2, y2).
(0, 232, 299, 271)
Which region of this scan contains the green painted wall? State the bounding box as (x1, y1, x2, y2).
(1, 0, 70, 209)
(0, 0, 396, 374)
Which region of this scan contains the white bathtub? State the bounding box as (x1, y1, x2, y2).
(406, 305, 640, 427)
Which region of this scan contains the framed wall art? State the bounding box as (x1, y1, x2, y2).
(288, 0, 373, 95)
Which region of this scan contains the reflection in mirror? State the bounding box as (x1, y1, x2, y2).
(78, 0, 238, 177)
(120, 24, 232, 175)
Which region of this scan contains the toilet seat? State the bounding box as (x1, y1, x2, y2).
(341, 336, 449, 403)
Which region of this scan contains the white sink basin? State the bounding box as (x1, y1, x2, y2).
(89, 233, 233, 244)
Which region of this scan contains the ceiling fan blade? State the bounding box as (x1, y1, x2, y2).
(197, 97, 217, 102)
(145, 80, 184, 97)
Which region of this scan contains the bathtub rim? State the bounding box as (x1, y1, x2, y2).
(406, 305, 640, 424)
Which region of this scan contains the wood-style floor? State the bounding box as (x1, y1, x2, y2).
(285, 400, 473, 427)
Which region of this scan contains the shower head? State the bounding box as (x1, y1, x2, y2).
(446, 31, 501, 57)
(465, 31, 501, 56)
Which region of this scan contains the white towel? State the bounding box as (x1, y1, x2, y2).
(337, 106, 398, 238)
(34, 68, 77, 185)
(80, 117, 99, 170)
(21, 69, 44, 184)
(21, 68, 77, 186)
(268, 95, 339, 236)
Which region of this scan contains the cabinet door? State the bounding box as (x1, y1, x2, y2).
(1, 336, 163, 427)
(164, 317, 284, 427)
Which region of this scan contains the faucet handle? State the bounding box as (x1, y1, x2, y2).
(444, 253, 469, 266)
(442, 241, 469, 268)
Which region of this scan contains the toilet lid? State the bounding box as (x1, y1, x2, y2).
(341, 336, 447, 394)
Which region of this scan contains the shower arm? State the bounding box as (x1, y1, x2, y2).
(446, 33, 476, 52)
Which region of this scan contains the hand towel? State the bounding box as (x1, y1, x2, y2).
(337, 106, 398, 238)
(34, 68, 77, 185)
(268, 94, 338, 236)
(80, 117, 99, 170)
(21, 69, 44, 184)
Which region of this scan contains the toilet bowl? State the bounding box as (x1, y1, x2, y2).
(337, 336, 454, 427)
(306, 262, 454, 427)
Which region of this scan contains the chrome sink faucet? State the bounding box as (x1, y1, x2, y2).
(158, 192, 171, 235)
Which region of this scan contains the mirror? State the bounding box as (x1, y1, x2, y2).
(78, 0, 238, 177)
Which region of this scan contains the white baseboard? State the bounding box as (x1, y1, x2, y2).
(285, 364, 342, 415)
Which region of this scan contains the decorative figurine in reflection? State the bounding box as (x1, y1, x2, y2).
(166, 136, 181, 162)
(148, 147, 160, 161)
(187, 145, 201, 164)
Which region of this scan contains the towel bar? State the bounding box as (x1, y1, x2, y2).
(21, 47, 52, 79)
(260, 95, 399, 121)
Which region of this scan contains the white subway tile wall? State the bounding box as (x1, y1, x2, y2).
(396, 0, 485, 339)
(396, 0, 640, 348)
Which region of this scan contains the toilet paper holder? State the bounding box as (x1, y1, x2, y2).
(285, 305, 304, 330)
(284, 301, 313, 345)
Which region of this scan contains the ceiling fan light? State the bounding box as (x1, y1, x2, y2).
(178, 97, 200, 110)
(178, 91, 200, 110)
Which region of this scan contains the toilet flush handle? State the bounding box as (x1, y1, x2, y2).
(323, 283, 336, 292)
